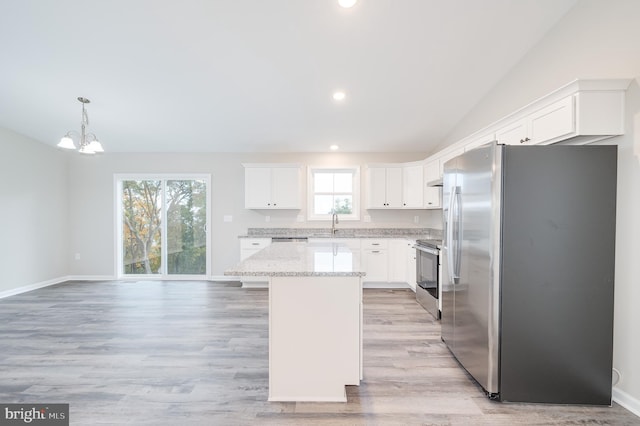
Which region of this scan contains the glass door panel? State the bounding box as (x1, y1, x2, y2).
(121, 180, 162, 274)
(166, 179, 207, 275)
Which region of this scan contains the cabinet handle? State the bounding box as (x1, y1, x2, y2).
(372, 243, 380, 246)
(519, 137, 531, 144)
(252, 243, 260, 246)
(428, 202, 433, 205)
(372, 250, 380, 254)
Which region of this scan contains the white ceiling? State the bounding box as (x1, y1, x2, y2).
(0, 0, 577, 153)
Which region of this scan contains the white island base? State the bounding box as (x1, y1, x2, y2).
(268, 275, 362, 402)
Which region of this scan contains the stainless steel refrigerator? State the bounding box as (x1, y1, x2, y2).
(441, 142, 617, 404)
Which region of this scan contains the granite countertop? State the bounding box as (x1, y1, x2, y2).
(225, 242, 365, 277)
(239, 227, 443, 241)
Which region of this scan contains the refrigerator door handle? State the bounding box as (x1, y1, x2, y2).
(446, 184, 457, 284)
(454, 188, 462, 281)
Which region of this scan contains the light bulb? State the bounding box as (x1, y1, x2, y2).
(57, 136, 76, 150)
(338, 0, 358, 8)
(332, 91, 346, 101)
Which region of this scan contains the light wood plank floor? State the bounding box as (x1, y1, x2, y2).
(0, 281, 638, 425)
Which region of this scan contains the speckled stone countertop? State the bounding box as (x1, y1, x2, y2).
(225, 242, 365, 277)
(239, 227, 443, 241)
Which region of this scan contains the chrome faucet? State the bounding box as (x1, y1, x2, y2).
(331, 211, 339, 235)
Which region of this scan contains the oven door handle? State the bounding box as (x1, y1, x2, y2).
(414, 245, 439, 256)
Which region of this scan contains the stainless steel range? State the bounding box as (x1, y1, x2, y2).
(415, 239, 441, 319)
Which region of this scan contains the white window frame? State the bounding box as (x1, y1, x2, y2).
(307, 166, 360, 221)
(114, 173, 211, 280)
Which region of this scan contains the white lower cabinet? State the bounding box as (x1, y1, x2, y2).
(362, 250, 388, 282)
(388, 239, 408, 283)
(240, 238, 271, 260)
(361, 239, 388, 282)
(239, 238, 271, 287)
(238, 236, 421, 289)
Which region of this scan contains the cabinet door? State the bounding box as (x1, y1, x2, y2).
(388, 240, 408, 282)
(529, 96, 575, 144)
(385, 167, 403, 208)
(423, 159, 441, 209)
(402, 165, 424, 208)
(362, 249, 388, 282)
(495, 119, 528, 145)
(367, 167, 388, 208)
(271, 167, 301, 208)
(245, 168, 272, 208)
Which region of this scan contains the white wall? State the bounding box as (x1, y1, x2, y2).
(66, 151, 437, 279)
(0, 127, 69, 294)
(438, 0, 640, 413)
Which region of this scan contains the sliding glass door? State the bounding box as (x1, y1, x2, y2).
(117, 175, 210, 278)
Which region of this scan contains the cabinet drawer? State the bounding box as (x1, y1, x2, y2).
(240, 238, 272, 250)
(361, 239, 389, 250)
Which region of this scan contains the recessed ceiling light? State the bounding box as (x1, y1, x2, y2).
(332, 91, 346, 101)
(338, 0, 358, 8)
(330, 144, 340, 151)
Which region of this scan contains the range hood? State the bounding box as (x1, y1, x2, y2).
(427, 178, 443, 187)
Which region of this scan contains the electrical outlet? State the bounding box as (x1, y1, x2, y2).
(364, 215, 371, 222)
(74, 253, 81, 260)
(223, 215, 233, 222)
(414, 215, 420, 224)
(296, 215, 304, 222)
(265, 215, 271, 223)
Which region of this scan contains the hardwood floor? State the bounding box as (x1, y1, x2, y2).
(0, 281, 638, 425)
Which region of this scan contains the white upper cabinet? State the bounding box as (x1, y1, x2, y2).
(496, 96, 575, 145)
(366, 162, 431, 210)
(443, 79, 628, 154)
(528, 96, 575, 143)
(244, 164, 302, 209)
(271, 167, 301, 208)
(366, 166, 403, 209)
(496, 88, 626, 146)
(402, 164, 424, 208)
(495, 119, 528, 145)
(423, 159, 441, 209)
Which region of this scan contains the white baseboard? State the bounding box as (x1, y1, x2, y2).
(70, 275, 240, 282)
(363, 282, 411, 289)
(0, 276, 71, 299)
(67, 275, 117, 281)
(210, 275, 242, 282)
(613, 386, 640, 418)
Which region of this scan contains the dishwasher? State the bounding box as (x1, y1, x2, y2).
(271, 237, 309, 243)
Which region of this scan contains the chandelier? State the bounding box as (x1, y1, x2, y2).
(57, 97, 104, 154)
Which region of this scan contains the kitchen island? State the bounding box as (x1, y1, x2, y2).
(225, 241, 365, 402)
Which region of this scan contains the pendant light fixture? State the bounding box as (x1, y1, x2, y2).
(57, 97, 104, 154)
